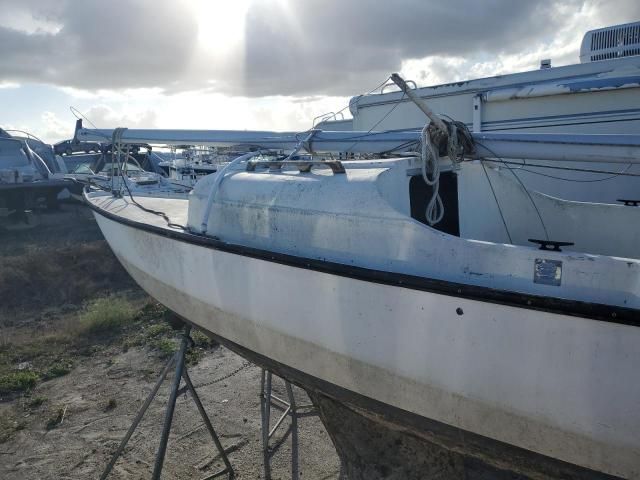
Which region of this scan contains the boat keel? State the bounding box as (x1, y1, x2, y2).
(310, 391, 530, 480)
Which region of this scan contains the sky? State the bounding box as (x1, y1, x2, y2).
(0, 0, 638, 144)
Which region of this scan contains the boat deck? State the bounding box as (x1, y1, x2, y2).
(87, 191, 189, 231)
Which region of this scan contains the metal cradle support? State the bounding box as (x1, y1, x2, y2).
(260, 369, 318, 480)
(100, 325, 234, 480)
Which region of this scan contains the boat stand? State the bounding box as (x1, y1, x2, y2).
(260, 369, 318, 480)
(100, 325, 234, 480)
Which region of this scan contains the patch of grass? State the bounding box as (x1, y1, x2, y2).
(145, 322, 173, 338)
(135, 302, 169, 323)
(4, 335, 69, 365)
(153, 338, 178, 358)
(78, 296, 135, 336)
(0, 297, 170, 398)
(119, 316, 176, 356)
(27, 396, 47, 408)
(121, 336, 144, 351)
(183, 330, 219, 366)
(0, 371, 39, 394)
(43, 361, 72, 380)
(185, 348, 204, 366)
(191, 330, 218, 349)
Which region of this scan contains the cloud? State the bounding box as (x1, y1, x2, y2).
(239, 0, 640, 96)
(73, 105, 159, 129)
(0, 0, 64, 34)
(399, 1, 592, 87)
(41, 110, 76, 142)
(239, 0, 567, 96)
(0, 0, 198, 91)
(38, 106, 159, 143)
(0, 0, 638, 99)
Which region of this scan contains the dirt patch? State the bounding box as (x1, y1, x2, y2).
(0, 341, 341, 479)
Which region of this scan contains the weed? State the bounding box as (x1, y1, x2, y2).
(43, 361, 72, 380)
(153, 338, 177, 358)
(185, 348, 204, 366)
(104, 398, 117, 412)
(136, 302, 168, 323)
(4, 334, 69, 369)
(145, 323, 172, 338)
(122, 336, 144, 351)
(27, 396, 47, 408)
(78, 296, 135, 336)
(0, 371, 39, 394)
(191, 330, 218, 348)
(45, 407, 65, 430)
(184, 330, 218, 366)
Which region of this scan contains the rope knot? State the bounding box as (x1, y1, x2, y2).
(420, 119, 474, 225)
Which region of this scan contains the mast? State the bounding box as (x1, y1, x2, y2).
(75, 128, 421, 155)
(75, 126, 640, 164)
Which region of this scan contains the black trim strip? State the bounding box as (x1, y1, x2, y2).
(85, 193, 639, 326)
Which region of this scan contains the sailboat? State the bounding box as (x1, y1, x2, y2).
(79, 103, 640, 478)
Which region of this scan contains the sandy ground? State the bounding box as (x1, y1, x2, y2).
(0, 203, 341, 479)
(0, 343, 341, 479)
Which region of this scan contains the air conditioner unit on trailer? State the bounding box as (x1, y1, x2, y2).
(580, 21, 640, 63)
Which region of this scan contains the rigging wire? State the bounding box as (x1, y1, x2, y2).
(479, 161, 513, 244)
(515, 165, 634, 183)
(82, 174, 186, 231)
(70, 106, 101, 130)
(112, 129, 187, 231)
(342, 92, 407, 153)
(480, 158, 637, 182)
(310, 75, 393, 130)
(304, 74, 412, 155)
(120, 177, 187, 231)
(475, 141, 549, 241)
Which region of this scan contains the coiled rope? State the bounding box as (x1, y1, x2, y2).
(420, 123, 444, 225)
(420, 120, 469, 225)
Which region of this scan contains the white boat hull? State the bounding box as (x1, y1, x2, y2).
(93, 210, 640, 479)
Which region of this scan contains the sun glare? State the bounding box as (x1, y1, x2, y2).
(191, 0, 251, 49)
